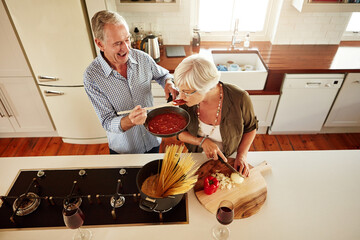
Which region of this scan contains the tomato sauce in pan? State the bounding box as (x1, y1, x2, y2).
(148, 113, 187, 135)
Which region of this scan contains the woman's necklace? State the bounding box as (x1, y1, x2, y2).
(197, 83, 223, 137)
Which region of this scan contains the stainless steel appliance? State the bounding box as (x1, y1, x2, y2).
(0, 167, 188, 229)
(141, 35, 161, 63)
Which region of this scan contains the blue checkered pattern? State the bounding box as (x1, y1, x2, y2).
(83, 49, 172, 153)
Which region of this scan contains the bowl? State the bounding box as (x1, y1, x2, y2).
(144, 106, 190, 138)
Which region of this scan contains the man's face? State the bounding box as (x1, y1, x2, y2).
(96, 23, 131, 67)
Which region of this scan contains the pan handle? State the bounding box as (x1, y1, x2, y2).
(139, 198, 158, 212)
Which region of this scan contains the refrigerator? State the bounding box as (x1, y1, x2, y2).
(4, 0, 106, 144)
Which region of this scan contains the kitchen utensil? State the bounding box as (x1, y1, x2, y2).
(136, 159, 184, 212)
(194, 158, 271, 219)
(140, 35, 160, 62)
(116, 101, 181, 115)
(218, 156, 244, 178)
(144, 106, 190, 138)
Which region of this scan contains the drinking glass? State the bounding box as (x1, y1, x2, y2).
(212, 200, 234, 240)
(63, 197, 92, 240)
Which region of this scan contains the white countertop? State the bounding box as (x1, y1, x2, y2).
(0, 150, 360, 240)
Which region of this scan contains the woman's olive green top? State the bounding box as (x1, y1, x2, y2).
(180, 82, 258, 157)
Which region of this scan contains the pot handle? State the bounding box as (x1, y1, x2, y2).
(139, 198, 158, 212)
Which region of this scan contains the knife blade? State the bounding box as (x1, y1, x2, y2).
(217, 155, 244, 178)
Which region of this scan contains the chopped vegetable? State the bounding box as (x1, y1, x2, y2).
(211, 172, 236, 190)
(203, 176, 219, 195)
(231, 172, 244, 184)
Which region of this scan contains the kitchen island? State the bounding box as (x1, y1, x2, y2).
(0, 150, 359, 240)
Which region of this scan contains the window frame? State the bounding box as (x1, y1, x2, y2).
(195, 0, 276, 42)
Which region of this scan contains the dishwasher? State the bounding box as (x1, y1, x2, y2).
(269, 74, 344, 134)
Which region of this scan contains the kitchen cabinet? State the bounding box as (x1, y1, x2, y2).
(151, 80, 167, 105)
(325, 73, 360, 127)
(116, 0, 180, 12)
(4, 0, 106, 144)
(0, 1, 54, 136)
(250, 95, 279, 134)
(292, 0, 360, 12)
(39, 86, 106, 143)
(0, 78, 54, 134)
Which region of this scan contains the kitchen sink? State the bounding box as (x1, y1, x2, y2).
(211, 50, 268, 90)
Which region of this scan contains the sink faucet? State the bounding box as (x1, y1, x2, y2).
(231, 18, 240, 49)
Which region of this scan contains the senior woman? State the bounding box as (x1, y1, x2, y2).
(174, 54, 258, 177)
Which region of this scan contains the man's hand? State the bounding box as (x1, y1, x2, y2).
(164, 79, 178, 100)
(120, 105, 147, 131)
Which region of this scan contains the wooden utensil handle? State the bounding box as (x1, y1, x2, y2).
(116, 102, 173, 115)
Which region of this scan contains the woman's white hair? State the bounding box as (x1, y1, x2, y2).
(174, 54, 220, 94)
(91, 10, 129, 41)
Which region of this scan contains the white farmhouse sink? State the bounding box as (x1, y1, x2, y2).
(212, 50, 268, 90)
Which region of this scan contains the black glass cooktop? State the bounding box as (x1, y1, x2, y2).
(0, 167, 188, 229)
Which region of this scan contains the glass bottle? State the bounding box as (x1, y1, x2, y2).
(192, 27, 201, 47)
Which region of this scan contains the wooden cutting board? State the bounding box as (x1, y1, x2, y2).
(194, 158, 271, 219)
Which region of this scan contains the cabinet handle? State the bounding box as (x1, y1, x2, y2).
(0, 100, 6, 117)
(352, 80, 360, 84)
(0, 88, 13, 117)
(44, 90, 64, 96)
(38, 75, 59, 82)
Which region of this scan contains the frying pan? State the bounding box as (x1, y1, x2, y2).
(144, 106, 190, 138)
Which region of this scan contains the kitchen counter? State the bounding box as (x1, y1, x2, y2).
(1, 150, 360, 239)
(159, 41, 360, 93)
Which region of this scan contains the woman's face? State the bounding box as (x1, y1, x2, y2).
(177, 83, 205, 107)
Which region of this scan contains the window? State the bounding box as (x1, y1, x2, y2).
(342, 12, 360, 41)
(346, 12, 360, 33)
(197, 0, 273, 40)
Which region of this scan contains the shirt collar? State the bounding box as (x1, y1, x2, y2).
(98, 50, 138, 78)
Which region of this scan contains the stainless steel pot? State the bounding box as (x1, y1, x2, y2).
(136, 159, 184, 213)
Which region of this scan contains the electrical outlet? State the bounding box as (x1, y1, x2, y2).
(133, 22, 145, 32)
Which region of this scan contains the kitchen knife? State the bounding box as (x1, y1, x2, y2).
(217, 155, 244, 178)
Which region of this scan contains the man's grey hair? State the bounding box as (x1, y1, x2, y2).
(91, 10, 129, 41)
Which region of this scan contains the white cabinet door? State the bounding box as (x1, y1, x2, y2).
(39, 86, 106, 143)
(4, 0, 95, 86)
(0, 1, 31, 77)
(325, 73, 360, 127)
(151, 81, 167, 105)
(0, 77, 54, 133)
(250, 95, 279, 133)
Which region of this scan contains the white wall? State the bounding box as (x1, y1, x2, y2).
(112, 0, 193, 45)
(105, 0, 355, 45)
(271, 0, 352, 45)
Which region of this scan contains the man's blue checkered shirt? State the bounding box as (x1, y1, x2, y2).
(83, 49, 172, 153)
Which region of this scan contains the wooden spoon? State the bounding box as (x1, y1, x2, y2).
(116, 100, 186, 115)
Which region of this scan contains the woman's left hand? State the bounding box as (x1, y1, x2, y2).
(201, 138, 227, 162)
(234, 155, 250, 177)
(164, 79, 178, 100)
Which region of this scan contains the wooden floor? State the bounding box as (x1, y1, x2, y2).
(1, 133, 359, 157)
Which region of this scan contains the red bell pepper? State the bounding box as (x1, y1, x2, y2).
(203, 176, 219, 195)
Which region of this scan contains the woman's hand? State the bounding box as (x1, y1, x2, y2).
(164, 79, 178, 100)
(234, 155, 250, 177)
(201, 138, 227, 162)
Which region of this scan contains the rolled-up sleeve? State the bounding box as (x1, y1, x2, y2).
(241, 92, 258, 133)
